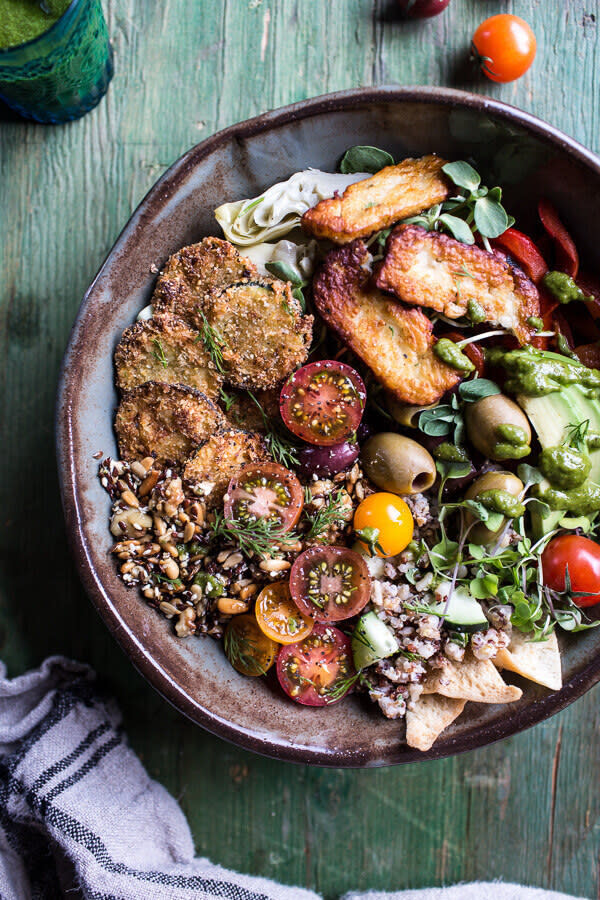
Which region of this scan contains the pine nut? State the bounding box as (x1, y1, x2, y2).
(217, 549, 232, 564)
(183, 522, 196, 543)
(159, 537, 179, 558)
(162, 558, 180, 580)
(259, 558, 291, 573)
(190, 584, 204, 602)
(222, 551, 243, 569)
(175, 607, 196, 637)
(217, 597, 249, 616)
(139, 470, 159, 496)
(178, 511, 190, 524)
(153, 515, 167, 536)
(141, 456, 155, 471)
(121, 490, 140, 508)
(159, 600, 179, 617)
(130, 461, 148, 479)
(239, 584, 259, 600)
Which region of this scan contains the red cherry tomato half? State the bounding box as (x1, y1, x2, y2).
(397, 0, 450, 18)
(472, 15, 536, 84)
(575, 343, 600, 369)
(541, 535, 600, 608)
(224, 462, 303, 531)
(290, 546, 371, 623)
(280, 360, 366, 446)
(276, 623, 356, 706)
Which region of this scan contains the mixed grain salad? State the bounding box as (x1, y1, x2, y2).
(101, 146, 600, 751)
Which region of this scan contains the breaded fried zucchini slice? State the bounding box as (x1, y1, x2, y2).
(115, 382, 226, 465)
(205, 279, 313, 390)
(376, 225, 540, 345)
(302, 155, 449, 244)
(114, 314, 222, 397)
(152, 236, 258, 325)
(312, 241, 461, 406)
(218, 387, 281, 433)
(183, 428, 270, 506)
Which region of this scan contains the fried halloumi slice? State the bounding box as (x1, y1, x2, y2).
(115, 382, 226, 465)
(183, 428, 270, 507)
(152, 237, 258, 326)
(376, 225, 540, 345)
(114, 314, 222, 398)
(301, 155, 450, 244)
(312, 240, 461, 405)
(406, 694, 467, 752)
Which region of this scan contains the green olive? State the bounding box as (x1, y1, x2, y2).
(464, 393, 531, 460)
(465, 471, 524, 545)
(360, 433, 436, 495)
(385, 394, 438, 428)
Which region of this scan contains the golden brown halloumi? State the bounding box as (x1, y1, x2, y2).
(375, 225, 540, 345)
(301, 155, 450, 244)
(312, 241, 461, 405)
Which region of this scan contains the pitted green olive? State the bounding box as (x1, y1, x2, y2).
(360, 433, 436, 495)
(465, 471, 524, 545)
(464, 393, 531, 460)
(385, 394, 438, 428)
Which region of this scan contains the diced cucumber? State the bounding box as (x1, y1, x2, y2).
(352, 611, 399, 670)
(431, 584, 488, 633)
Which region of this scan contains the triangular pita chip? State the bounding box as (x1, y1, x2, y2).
(406, 694, 466, 752)
(422, 652, 522, 703)
(494, 629, 562, 691)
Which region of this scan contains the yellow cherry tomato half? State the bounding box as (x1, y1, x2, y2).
(353, 492, 414, 558)
(255, 581, 314, 644)
(224, 614, 278, 676)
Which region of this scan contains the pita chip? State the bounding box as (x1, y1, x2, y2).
(495, 629, 562, 691)
(406, 693, 466, 752)
(422, 652, 522, 704)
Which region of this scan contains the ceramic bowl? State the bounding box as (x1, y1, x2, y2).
(56, 86, 600, 766)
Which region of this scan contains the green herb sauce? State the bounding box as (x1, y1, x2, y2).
(538, 445, 591, 490)
(533, 482, 600, 515)
(542, 271, 592, 305)
(478, 489, 525, 518)
(487, 347, 600, 397)
(434, 339, 475, 374)
(433, 442, 469, 462)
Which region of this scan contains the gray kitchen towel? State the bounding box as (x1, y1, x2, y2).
(0, 657, 590, 900)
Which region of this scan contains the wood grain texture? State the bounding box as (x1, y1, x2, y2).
(1, 1, 600, 898)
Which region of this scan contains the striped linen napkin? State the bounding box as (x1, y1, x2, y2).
(0, 657, 590, 900)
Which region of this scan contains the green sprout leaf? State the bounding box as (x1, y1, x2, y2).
(340, 145, 394, 175)
(473, 195, 509, 238)
(458, 379, 501, 403)
(442, 160, 481, 192)
(438, 213, 475, 245)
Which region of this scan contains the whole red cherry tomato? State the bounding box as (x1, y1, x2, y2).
(398, 0, 450, 18)
(472, 15, 536, 83)
(541, 535, 600, 608)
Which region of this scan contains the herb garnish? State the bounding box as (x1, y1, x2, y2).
(152, 339, 168, 369)
(197, 310, 227, 374)
(211, 512, 298, 560)
(246, 390, 300, 468)
(224, 626, 267, 676)
(304, 489, 349, 542)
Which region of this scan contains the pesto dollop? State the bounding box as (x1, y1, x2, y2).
(487, 346, 600, 397)
(467, 299, 486, 325)
(433, 442, 469, 462)
(538, 445, 591, 490)
(434, 339, 475, 375)
(542, 271, 592, 305)
(478, 489, 525, 518)
(533, 482, 600, 516)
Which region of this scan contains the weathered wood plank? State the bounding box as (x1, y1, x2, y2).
(1, 1, 600, 898)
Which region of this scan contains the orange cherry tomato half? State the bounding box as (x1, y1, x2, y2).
(353, 492, 414, 558)
(223, 614, 279, 676)
(472, 15, 536, 84)
(224, 462, 303, 532)
(255, 581, 314, 644)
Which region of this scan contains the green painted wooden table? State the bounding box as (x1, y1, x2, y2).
(1, 2, 600, 897)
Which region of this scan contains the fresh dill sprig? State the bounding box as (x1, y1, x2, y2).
(211, 512, 298, 560)
(304, 489, 349, 541)
(246, 390, 300, 467)
(223, 626, 267, 675)
(152, 339, 168, 369)
(321, 670, 364, 702)
(197, 310, 227, 374)
(219, 388, 236, 412)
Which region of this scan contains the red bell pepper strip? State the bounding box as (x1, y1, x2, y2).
(538, 199, 579, 278)
(576, 271, 600, 320)
(491, 228, 549, 284)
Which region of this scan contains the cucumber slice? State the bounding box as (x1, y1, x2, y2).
(431, 584, 489, 633)
(352, 611, 400, 670)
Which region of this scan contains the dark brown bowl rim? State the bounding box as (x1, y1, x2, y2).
(56, 86, 600, 767)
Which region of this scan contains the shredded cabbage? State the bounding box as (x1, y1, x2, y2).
(214, 169, 369, 246)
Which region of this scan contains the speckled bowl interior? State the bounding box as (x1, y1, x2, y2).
(56, 86, 600, 766)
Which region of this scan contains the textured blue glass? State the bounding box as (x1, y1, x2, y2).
(0, 0, 113, 124)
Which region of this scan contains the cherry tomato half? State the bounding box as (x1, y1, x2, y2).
(224, 614, 279, 676)
(255, 581, 314, 644)
(541, 535, 600, 608)
(354, 492, 414, 558)
(276, 623, 356, 706)
(280, 360, 366, 446)
(472, 15, 536, 84)
(224, 462, 303, 531)
(397, 0, 450, 18)
(290, 546, 371, 623)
